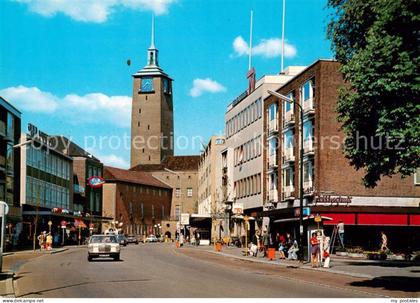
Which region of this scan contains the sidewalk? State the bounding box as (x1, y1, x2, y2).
(186, 244, 420, 280)
(0, 245, 83, 297)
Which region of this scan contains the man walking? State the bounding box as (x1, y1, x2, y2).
(337, 220, 345, 248)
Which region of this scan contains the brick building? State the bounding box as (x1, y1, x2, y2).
(102, 166, 172, 236)
(131, 155, 199, 240)
(262, 60, 420, 251)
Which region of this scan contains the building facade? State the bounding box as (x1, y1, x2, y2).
(223, 67, 306, 239)
(102, 166, 172, 236)
(0, 97, 21, 239)
(131, 155, 199, 240)
(130, 18, 173, 167)
(197, 136, 226, 241)
(19, 124, 75, 246)
(263, 60, 420, 251)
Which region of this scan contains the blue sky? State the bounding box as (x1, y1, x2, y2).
(0, 0, 332, 168)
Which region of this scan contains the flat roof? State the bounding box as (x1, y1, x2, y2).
(0, 96, 21, 117)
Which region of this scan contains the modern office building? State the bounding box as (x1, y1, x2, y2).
(19, 124, 75, 245)
(262, 60, 420, 251)
(197, 136, 226, 242)
(223, 66, 306, 240)
(0, 97, 22, 230)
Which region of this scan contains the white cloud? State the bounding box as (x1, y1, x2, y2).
(232, 35, 297, 59)
(189, 78, 226, 98)
(0, 85, 59, 113)
(0, 85, 131, 128)
(13, 0, 176, 23)
(98, 153, 130, 168)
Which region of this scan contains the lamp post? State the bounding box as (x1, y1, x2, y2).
(268, 90, 304, 261)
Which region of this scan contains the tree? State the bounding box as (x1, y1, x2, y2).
(327, 0, 420, 187)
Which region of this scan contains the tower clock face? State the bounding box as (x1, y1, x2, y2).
(141, 77, 154, 92)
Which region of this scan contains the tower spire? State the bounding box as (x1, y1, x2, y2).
(150, 14, 155, 49)
(147, 14, 159, 67)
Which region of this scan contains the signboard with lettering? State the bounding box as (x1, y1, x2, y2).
(314, 193, 352, 206)
(87, 176, 105, 188)
(180, 213, 190, 225)
(232, 203, 244, 215)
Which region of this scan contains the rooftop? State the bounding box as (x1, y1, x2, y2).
(130, 155, 200, 172)
(104, 166, 172, 189)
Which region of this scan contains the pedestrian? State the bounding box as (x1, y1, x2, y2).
(323, 236, 331, 268)
(287, 240, 299, 260)
(337, 220, 345, 248)
(310, 232, 320, 268)
(37, 231, 46, 251)
(46, 233, 53, 250)
(251, 231, 260, 257)
(380, 231, 388, 252)
(262, 231, 269, 257)
(278, 243, 286, 259)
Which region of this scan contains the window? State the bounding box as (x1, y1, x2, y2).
(176, 188, 181, 198)
(415, 168, 420, 185)
(6, 112, 14, 139)
(269, 138, 277, 156)
(163, 78, 171, 94)
(187, 187, 193, 197)
(285, 92, 294, 113)
(284, 130, 294, 149)
(303, 120, 314, 142)
(269, 103, 278, 121)
(283, 168, 294, 187)
(175, 205, 180, 220)
(304, 161, 313, 183)
(301, 79, 313, 102)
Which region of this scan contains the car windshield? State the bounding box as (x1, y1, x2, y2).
(90, 235, 117, 243)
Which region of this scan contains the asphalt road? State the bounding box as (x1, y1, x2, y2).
(10, 243, 384, 298)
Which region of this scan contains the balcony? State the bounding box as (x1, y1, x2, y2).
(282, 186, 295, 201)
(303, 139, 315, 155)
(268, 153, 278, 169)
(283, 111, 295, 127)
(303, 98, 315, 115)
(269, 188, 278, 203)
(283, 147, 295, 162)
(268, 118, 279, 134)
(303, 181, 315, 196)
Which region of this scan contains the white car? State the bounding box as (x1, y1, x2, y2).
(88, 235, 120, 261)
(145, 235, 158, 243)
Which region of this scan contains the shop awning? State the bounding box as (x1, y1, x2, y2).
(273, 215, 332, 224)
(321, 212, 419, 226)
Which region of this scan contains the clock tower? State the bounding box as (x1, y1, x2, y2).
(130, 16, 174, 168)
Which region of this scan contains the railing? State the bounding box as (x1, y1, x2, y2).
(268, 118, 278, 134)
(303, 139, 315, 154)
(303, 98, 315, 114)
(283, 111, 295, 126)
(282, 186, 295, 200)
(283, 147, 295, 162)
(269, 189, 278, 202)
(268, 153, 278, 168)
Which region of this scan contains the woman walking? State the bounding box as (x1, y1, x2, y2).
(310, 232, 320, 268)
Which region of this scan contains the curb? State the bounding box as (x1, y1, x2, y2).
(2, 246, 84, 257)
(203, 249, 375, 279)
(0, 272, 15, 298)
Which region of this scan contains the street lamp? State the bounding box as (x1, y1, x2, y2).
(268, 90, 304, 261)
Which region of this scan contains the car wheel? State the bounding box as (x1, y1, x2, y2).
(88, 255, 93, 262)
(135, 242, 139, 245)
(114, 254, 120, 261)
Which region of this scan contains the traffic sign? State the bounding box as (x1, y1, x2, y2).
(315, 214, 322, 223)
(0, 202, 9, 216)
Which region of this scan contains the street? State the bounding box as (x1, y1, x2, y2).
(4, 243, 417, 298)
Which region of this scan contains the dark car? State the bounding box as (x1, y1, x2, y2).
(126, 234, 139, 245)
(117, 234, 127, 246)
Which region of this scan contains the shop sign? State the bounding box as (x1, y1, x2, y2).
(180, 213, 190, 225)
(60, 220, 67, 228)
(28, 123, 56, 147)
(232, 203, 244, 215)
(89, 223, 94, 230)
(314, 193, 352, 206)
(314, 214, 322, 223)
(87, 176, 105, 188)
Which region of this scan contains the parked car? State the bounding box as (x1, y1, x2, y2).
(87, 234, 120, 261)
(117, 234, 128, 246)
(145, 235, 158, 243)
(126, 234, 139, 245)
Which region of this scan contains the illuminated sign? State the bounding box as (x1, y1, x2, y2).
(87, 176, 105, 188)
